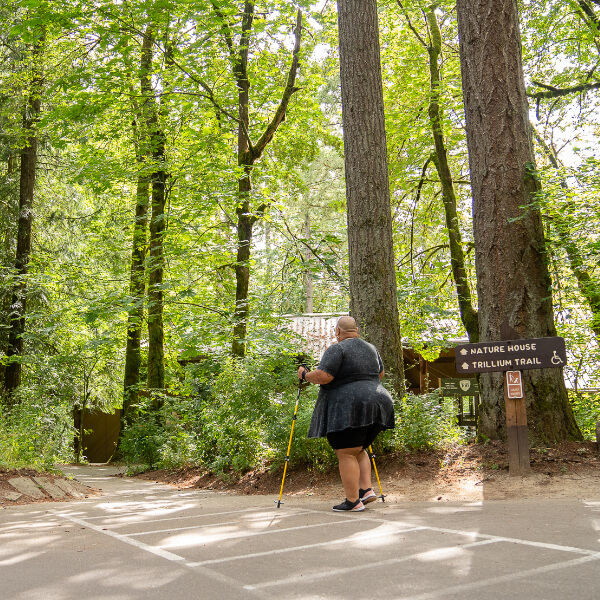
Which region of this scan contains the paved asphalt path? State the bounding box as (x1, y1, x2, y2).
(1, 465, 599, 599)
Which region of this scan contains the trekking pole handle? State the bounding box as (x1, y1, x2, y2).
(300, 363, 310, 382)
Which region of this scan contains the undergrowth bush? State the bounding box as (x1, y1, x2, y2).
(6, 346, 598, 476)
(192, 354, 338, 473)
(119, 356, 466, 473)
(569, 390, 599, 440)
(0, 399, 75, 471)
(392, 391, 466, 451)
(118, 352, 338, 474)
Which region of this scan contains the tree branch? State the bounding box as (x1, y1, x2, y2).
(210, 1, 255, 152)
(576, 0, 600, 27)
(396, 0, 428, 48)
(251, 10, 303, 161)
(279, 213, 346, 284)
(529, 80, 600, 99)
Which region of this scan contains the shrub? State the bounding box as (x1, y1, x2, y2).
(392, 391, 465, 451)
(570, 390, 600, 441)
(119, 417, 166, 469)
(0, 399, 75, 470)
(118, 356, 466, 474)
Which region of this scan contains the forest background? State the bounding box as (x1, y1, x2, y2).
(1, 0, 599, 474)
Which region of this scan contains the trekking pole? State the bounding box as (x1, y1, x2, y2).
(368, 445, 386, 502)
(275, 370, 305, 508)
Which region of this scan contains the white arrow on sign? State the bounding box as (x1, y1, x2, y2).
(462, 362, 469, 369)
(460, 348, 468, 355)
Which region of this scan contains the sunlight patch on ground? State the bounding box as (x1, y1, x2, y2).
(0, 533, 57, 556)
(342, 523, 421, 550)
(417, 545, 468, 562)
(155, 525, 249, 548)
(91, 501, 197, 517)
(66, 566, 182, 589)
(0, 551, 45, 566)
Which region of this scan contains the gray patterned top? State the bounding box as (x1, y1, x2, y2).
(307, 337, 395, 438)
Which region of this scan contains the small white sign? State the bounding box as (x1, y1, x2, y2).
(506, 370, 523, 399)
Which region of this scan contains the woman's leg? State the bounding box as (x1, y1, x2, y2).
(357, 449, 372, 491)
(335, 446, 363, 501)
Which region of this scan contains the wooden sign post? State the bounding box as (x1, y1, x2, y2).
(504, 370, 529, 475)
(454, 332, 567, 477)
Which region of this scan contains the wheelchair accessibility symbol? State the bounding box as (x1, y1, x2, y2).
(551, 350, 564, 365)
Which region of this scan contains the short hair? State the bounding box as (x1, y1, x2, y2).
(336, 316, 358, 333)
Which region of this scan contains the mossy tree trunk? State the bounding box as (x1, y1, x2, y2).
(136, 25, 166, 397)
(532, 128, 600, 340)
(456, 0, 581, 443)
(122, 170, 149, 427)
(424, 7, 479, 343)
(120, 28, 155, 432)
(4, 36, 43, 402)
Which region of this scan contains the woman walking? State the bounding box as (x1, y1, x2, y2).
(298, 316, 395, 512)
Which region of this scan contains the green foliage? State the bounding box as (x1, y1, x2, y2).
(119, 418, 167, 469)
(117, 353, 337, 473)
(570, 391, 600, 441)
(393, 391, 465, 451)
(117, 356, 469, 473)
(0, 400, 75, 470)
(2, 0, 600, 472)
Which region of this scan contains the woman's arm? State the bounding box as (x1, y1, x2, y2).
(297, 367, 334, 385)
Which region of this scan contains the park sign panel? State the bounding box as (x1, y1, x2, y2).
(440, 378, 480, 396)
(454, 337, 567, 374)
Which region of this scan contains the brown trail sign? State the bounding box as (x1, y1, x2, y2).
(455, 337, 567, 374)
(455, 336, 567, 477)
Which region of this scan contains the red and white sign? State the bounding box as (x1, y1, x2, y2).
(506, 370, 523, 399)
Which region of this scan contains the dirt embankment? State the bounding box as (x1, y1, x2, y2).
(133, 441, 600, 502)
(2, 441, 598, 507)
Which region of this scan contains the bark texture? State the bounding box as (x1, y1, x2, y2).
(456, 0, 581, 442)
(146, 158, 166, 392)
(337, 0, 404, 395)
(4, 39, 43, 400)
(121, 32, 155, 428)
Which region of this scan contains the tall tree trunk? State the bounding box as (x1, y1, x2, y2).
(121, 32, 155, 430)
(532, 128, 600, 339)
(138, 26, 166, 394)
(304, 212, 314, 313)
(0, 155, 16, 389)
(425, 8, 479, 343)
(4, 39, 43, 401)
(456, 0, 581, 442)
(146, 155, 166, 392)
(230, 1, 255, 358)
(232, 27, 252, 358)
(337, 0, 405, 395)
(122, 172, 149, 428)
(212, 4, 302, 357)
